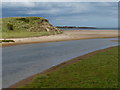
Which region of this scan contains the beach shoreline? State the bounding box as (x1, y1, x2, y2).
(1, 30, 119, 47)
(9, 46, 117, 88)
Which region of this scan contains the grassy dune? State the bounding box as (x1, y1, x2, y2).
(22, 46, 118, 88)
(1, 17, 61, 38)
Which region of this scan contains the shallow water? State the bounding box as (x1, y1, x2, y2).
(2, 38, 119, 88)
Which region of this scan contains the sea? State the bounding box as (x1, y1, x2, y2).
(59, 28, 119, 30)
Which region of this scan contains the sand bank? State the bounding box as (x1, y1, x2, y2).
(1, 30, 119, 47)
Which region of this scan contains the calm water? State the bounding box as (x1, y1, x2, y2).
(2, 38, 119, 88)
(60, 28, 118, 30)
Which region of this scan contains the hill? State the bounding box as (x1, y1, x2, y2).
(1, 17, 62, 38)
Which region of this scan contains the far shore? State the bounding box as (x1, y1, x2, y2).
(1, 30, 119, 47)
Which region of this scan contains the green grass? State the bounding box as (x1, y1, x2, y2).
(2, 31, 55, 38)
(1, 17, 62, 38)
(22, 46, 118, 88)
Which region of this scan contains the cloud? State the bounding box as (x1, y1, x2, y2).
(2, 2, 36, 8)
(15, 2, 92, 15)
(2, 2, 117, 16)
(2, 0, 120, 2)
(5, 2, 116, 17)
(2, 2, 118, 28)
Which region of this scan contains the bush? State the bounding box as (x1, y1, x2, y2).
(7, 23, 14, 30)
(16, 18, 29, 23)
(40, 19, 48, 23)
(30, 17, 41, 20)
(1, 40, 15, 42)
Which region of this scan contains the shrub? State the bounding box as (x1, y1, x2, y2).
(40, 19, 49, 23)
(7, 23, 14, 30)
(2, 40, 15, 42)
(30, 17, 40, 20)
(16, 18, 30, 23)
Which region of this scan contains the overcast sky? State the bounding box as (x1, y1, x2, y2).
(2, 2, 118, 28)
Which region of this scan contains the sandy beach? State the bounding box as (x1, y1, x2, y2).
(1, 30, 119, 47)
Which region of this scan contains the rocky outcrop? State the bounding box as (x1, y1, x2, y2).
(28, 18, 61, 34)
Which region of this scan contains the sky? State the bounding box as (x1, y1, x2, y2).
(2, 2, 118, 28)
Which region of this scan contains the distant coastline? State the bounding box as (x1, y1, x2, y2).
(56, 26, 118, 30)
(56, 26, 96, 29)
(57, 27, 118, 30)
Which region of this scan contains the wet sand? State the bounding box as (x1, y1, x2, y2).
(1, 30, 119, 47)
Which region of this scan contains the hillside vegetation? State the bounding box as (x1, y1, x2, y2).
(1, 17, 62, 38)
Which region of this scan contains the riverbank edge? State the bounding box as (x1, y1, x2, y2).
(1, 30, 119, 47)
(1, 36, 118, 47)
(8, 46, 118, 88)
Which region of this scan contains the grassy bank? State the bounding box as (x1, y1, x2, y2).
(1, 17, 62, 38)
(22, 46, 118, 88)
(2, 31, 54, 38)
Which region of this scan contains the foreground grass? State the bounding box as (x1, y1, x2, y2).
(22, 46, 118, 88)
